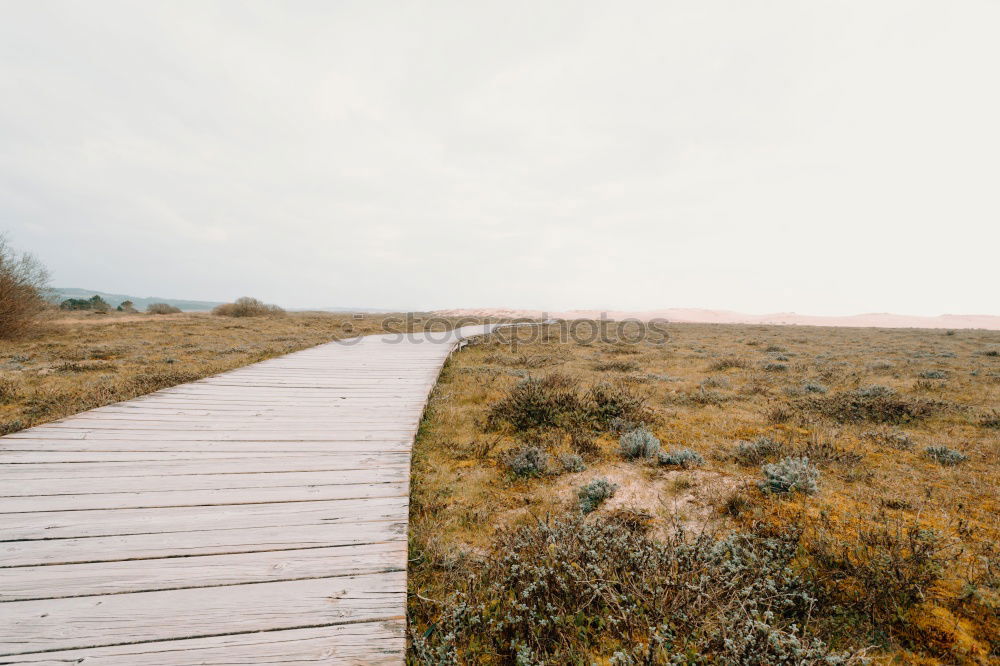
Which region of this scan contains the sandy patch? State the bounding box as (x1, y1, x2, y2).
(556, 462, 743, 535)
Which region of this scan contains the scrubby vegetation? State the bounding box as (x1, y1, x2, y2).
(618, 426, 660, 459)
(759, 456, 821, 495)
(146, 302, 181, 314)
(924, 445, 968, 466)
(0, 311, 467, 434)
(0, 234, 50, 339)
(577, 477, 617, 513)
(411, 517, 863, 664)
(60, 295, 110, 312)
(409, 321, 1000, 663)
(658, 446, 705, 468)
(212, 296, 285, 317)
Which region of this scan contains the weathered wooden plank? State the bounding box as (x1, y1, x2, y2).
(0, 475, 408, 515)
(0, 446, 409, 472)
(1, 519, 406, 567)
(0, 622, 404, 665)
(4, 429, 414, 441)
(0, 462, 409, 485)
(0, 571, 406, 655)
(1, 496, 409, 540)
(0, 449, 411, 464)
(0, 480, 407, 513)
(0, 541, 405, 601)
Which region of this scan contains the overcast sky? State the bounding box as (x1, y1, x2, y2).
(2, 1, 997, 314)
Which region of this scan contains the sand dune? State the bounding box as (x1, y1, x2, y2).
(437, 308, 1000, 330)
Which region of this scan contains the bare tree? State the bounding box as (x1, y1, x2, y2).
(0, 234, 51, 338)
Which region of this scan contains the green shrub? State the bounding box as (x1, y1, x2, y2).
(486, 373, 581, 431)
(619, 427, 661, 460)
(760, 456, 820, 495)
(735, 436, 783, 465)
(578, 478, 617, 513)
(658, 447, 705, 468)
(59, 294, 110, 312)
(507, 445, 550, 477)
(924, 445, 968, 466)
(559, 453, 586, 473)
(803, 381, 828, 394)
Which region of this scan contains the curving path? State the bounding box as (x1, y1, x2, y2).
(0, 325, 492, 665)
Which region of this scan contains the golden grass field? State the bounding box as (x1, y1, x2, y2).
(408, 322, 999, 664)
(0, 310, 457, 435)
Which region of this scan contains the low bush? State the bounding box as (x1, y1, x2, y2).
(506, 445, 550, 477)
(760, 456, 820, 495)
(0, 419, 25, 435)
(861, 428, 914, 450)
(658, 447, 705, 468)
(0, 376, 23, 404)
(924, 445, 968, 466)
(734, 436, 783, 465)
(793, 439, 864, 467)
(559, 453, 586, 473)
(805, 386, 943, 424)
(593, 360, 640, 372)
(667, 387, 730, 407)
(410, 517, 856, 663)
(212, 296, 285, 317)
(146, 303, 181, 315)
(578, 478, 617, 513)
(709, 356, 749, 371)
(700, 375, 731, 389)
(918, 370, 947, 379)
(977, 410, 1000, 429)
(486, 373, 581, 431)
(806, 518, 954, 625)
(585, 381, 651, 429)
(803, 381, 828, 394)
(619, 427, 661, 460)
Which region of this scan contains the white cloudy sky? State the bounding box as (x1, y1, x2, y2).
(2, 1, 997, 314)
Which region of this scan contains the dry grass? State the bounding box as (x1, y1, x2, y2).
(408, 322, 1000, 664)
(0, 310, 460, 434)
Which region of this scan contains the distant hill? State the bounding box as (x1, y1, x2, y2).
(49, 288, 225, 312)
(436, 307, 1000, 330)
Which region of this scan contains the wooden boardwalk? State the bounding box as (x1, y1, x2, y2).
(0, 325, 490, 665)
